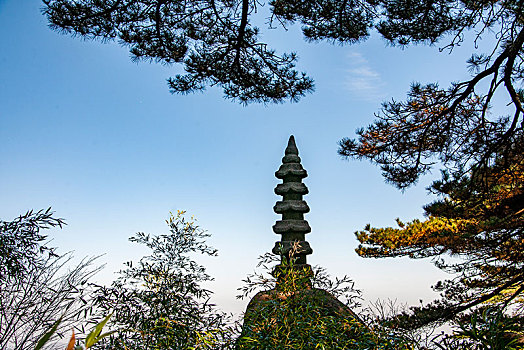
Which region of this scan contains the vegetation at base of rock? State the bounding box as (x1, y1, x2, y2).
(236, 251, 410, 349)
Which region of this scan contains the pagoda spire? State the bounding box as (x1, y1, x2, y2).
(272, 135, 312, 270)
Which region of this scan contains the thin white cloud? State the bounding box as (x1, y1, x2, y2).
(344, 51, 386, 101)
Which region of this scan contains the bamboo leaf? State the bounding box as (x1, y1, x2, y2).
(35, 317, 62, 350)
(85, 313, 112, 348)
(95, 329, 118, 342)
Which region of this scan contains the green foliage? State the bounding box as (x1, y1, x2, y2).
(240, 308, 374, 349)
(433, 306, 524, 350)
(236, 252, 411, 349)
(0, 208, 64, 281)
(11, 209, 523, 350)
(90, 211, 233, 350)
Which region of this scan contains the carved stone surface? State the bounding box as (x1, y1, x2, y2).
(274, 182, 309, 195)
(274, 200, 310, 213)
(275, 163, 308, 178)
(272, 220, 311, 234)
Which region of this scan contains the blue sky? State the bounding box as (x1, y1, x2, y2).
(1, 0, 477, 315)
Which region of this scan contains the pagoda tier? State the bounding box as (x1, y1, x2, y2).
(272, 135, 312, 265)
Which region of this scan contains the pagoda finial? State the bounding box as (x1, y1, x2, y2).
(285, 135, 298, 155)
(272, 136, 312, 273)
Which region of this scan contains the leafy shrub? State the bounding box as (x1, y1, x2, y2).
(90, 211, 234, 350)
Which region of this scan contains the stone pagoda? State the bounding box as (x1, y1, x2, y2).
(239, 136, 365, 347)
(271, 135, 313, 280)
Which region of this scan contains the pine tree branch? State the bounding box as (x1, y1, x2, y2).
(455, 275, 524, 314)
(234, 0, 249, 69)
